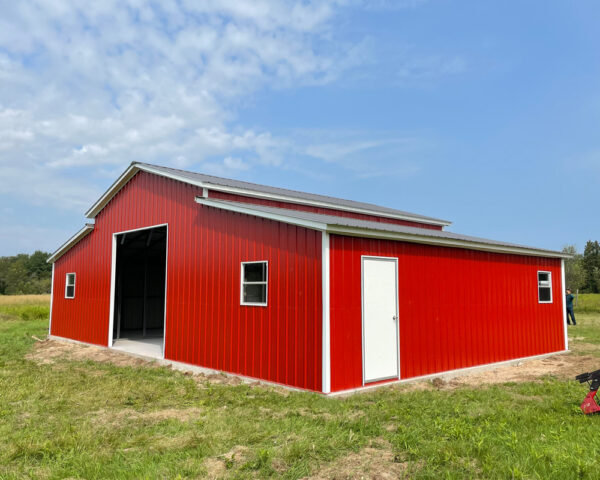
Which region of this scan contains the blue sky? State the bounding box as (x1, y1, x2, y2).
(0, 1, 598, 256)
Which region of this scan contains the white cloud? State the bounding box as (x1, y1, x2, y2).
(0, 0, 458, 255)
(0, 0, 365, 216)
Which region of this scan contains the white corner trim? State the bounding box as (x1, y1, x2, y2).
(48, 263, 55, 335)
(322, 232, 331, 394)
(561, 259, 568, 351)
(47, 224, 94, 264)
(196, 197, 328, 231)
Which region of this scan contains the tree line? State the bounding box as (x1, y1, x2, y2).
(1, 241, 598, 296)
(0, 251, 52, 295)
(563, 241, 600, 293)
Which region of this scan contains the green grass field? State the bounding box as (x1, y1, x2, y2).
(1, 296, 600, 479)
(574, 293, 600, 314)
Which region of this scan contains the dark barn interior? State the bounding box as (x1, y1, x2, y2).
(113, 226, 167, 341)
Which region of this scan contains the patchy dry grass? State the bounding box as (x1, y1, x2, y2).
(0, 294, 50, 305)
(2, 299, 600, 479)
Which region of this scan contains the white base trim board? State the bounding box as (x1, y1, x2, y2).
(47, 335, 307, 392)
(328, 350, 570, 397)
(45, 335, 568, 397)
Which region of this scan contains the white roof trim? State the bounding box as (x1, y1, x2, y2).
(47, 224, 95, 263)
(326, 225, 568, 258)
(85, 163, 451, 227)
(196, 198, 569, 259)
(85, 164, 209, 218)
(195, 198, 327, 231)
(199, 181, 451, 227)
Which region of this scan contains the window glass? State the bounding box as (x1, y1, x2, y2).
(243, 284, 266, 304)
(65, 273, 75, 298)
(241, 262, 267, 305)
(537, 271, 552, 303)
(244, 263, 266, 282)
(538, 287, 551, 302)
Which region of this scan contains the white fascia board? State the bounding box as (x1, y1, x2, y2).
(326, 225, 570, 259)
(200, 182, 451, 227)
(195, 197, 327, 231)
(84, 164, 139, 218)
(196, 199, 567, 259)
(84, 163, 209, 218)
(47, 224, 95, 263)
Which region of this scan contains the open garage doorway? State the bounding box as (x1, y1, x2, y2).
(110, 225, 167, 358)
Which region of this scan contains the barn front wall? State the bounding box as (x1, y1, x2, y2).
(328, 234, 565, 393)
(51, 171, 324, 392)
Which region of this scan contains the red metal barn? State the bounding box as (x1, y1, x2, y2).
(48, 163, 569, 394)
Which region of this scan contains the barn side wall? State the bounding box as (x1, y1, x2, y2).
(208, 190, 443, 230)
(51, 171, 323, 391)
(328, 234, 565, 393)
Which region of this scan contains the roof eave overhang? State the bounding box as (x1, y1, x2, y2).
(196, 197, 569, 259)
(47, 224, 95, 264)
(197, 181, 451, 227)
(326, 225, 571, 259)
(85, 162, 451, 227)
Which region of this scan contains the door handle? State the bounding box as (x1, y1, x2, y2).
(392, 315, 398, 321)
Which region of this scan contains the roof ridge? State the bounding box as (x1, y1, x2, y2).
(133, 161, 451, 225)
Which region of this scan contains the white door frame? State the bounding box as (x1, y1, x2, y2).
(108, 223, 169, 359)
(361, 255, 400, 385)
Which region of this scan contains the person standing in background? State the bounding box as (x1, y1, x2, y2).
(566, 288, 576, 325)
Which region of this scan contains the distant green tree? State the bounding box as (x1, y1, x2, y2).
(562, 245, 585, 292)
(582, 241, 600, 293)
(0, 251, 52, 295)
(26, 250, 52, 280)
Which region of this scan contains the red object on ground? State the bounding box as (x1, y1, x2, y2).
(580, 391, 600, 415)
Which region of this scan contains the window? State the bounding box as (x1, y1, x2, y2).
(241, 261, 268, 306)
(65, 273, 76, 299)
(538, 271, 552, 303)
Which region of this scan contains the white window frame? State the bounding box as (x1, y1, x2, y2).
(240, 261, 268, 307)
(537, 271, 552, 304)
(65, 272, 76, 299)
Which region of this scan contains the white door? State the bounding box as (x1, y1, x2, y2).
(362, 257, 399, 383)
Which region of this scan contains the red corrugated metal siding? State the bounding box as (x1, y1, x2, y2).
(208, 190, 442, 230)
(51, 232, 111, 346)
(51, 171, 323, 391)
(329, 235, 565, 392)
